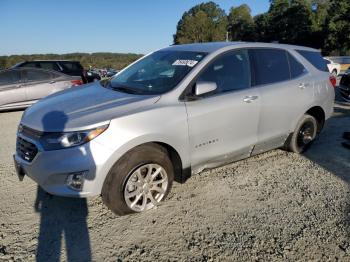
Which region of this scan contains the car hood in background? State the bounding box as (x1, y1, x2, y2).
(21, 82, 160, 132)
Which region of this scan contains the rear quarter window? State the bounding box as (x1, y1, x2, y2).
(287, 52, 307, 78)
(296, 50, 328, 72)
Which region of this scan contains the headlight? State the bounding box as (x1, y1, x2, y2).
(40, 124, 108, 151)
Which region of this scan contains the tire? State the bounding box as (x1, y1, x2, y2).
(286, 114, 318, 153)
(102, 143, 174, 215)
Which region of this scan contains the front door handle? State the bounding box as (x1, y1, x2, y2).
(243, 95, 258, 103)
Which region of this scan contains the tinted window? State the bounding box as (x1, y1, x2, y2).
(21, 62, 39, 68)
(61, 62, 83, 71)
(26, 69, 52, 81)
(0, 70, 21, 86)
(197, 49, 251, 94)
(296, 50, 328, 72)
(288, 52, 307, 78)
(39, 62, 59, 71)
(250, 49, 290, 86)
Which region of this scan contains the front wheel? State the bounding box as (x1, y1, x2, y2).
(102, 144, 174, 215)
(286, 114, 318, 153)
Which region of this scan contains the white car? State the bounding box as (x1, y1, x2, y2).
(324, 58, 341, 76)
(14, 42, 335, 215)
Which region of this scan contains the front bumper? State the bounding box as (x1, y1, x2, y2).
(14, 134, 114, 197)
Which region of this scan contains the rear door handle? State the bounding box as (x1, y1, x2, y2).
(299, 83, 309, 89)
(243, 95, 259, 103)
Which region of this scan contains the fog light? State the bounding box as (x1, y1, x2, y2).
(66, 171, 87, 191)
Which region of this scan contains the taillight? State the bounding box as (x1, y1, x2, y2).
(329, 75, 337, 88)
(71, 79, 83, 86)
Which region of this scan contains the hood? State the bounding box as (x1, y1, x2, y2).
(21, 82, 160, 132)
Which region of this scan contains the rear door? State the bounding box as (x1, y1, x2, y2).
(249, 48, 313, 153)
(23, 69, 54, 102)
(185, 49, 261, 170)
(0, 69, 26, 108)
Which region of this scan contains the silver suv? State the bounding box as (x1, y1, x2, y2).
(14, 42, 335, 215)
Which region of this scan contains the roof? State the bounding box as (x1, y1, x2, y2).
(162, 42, 319, 54)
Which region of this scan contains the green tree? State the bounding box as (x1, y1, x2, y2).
(324, 0, 350, 55)
(173, 2, 227, 44)
(227, 4, 255, 41)
(267, 0, 313, 46)
(254, 13, 270, 42)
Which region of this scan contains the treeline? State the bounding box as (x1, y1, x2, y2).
(174, 0, 350, 55)
(0, 52, 143, 70)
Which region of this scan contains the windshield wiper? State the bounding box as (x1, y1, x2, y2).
(109, 84, 144, 95)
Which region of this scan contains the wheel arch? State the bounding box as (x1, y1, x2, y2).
(99, 137, 191, 194)
(305, 106, 326, 133)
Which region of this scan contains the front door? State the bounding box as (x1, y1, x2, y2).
(23, 69, 54, 102)
(184, 49, 260, 171)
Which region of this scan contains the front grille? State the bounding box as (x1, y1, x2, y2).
(16, 137, 38, 162)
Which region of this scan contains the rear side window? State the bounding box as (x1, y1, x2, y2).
(287, 52, 307, 78)
(250, 49, 290, 86)
(26, 69, 52, 82)
(296, 50, 328, 72)
(0, 70, 21, 86)
(39, 62, 60, 71)
(21, 62, 39, 68)
(60, 62, 83, 71)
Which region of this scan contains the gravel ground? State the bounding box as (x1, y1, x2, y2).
(0, 98, 350, 261)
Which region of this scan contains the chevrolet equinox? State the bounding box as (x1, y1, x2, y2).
(14, 42, 335, 215)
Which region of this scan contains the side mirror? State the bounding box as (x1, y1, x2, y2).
(194, 81, 217, 96)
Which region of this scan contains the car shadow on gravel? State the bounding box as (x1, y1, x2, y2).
(33, 110, 94, 261)
(304, 104, 350, 249)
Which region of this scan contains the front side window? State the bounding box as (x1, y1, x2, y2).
(196, 49, 251, 94)
(107, 50, 207, 95)
(0, 70, 21, 86)
(250, 48, 290, 86)
(26, 69, 52, 82)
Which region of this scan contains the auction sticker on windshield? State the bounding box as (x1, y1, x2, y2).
(172, 60, 199, 67)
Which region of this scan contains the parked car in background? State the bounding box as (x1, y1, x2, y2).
(324, 58, 341, 76)
(106, 68, 119, 77)
(0, 67, 82, 111)
(12, 60, 93, 83)
(339, 67, 350, 103)
(14, 42, 334, 215)
(86, 70, 101, 82)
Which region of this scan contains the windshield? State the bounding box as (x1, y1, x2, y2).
(106, 50, 207, 95)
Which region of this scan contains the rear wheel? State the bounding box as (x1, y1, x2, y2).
(286, 114, 318, 153)
(102, 144, 174, 215)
